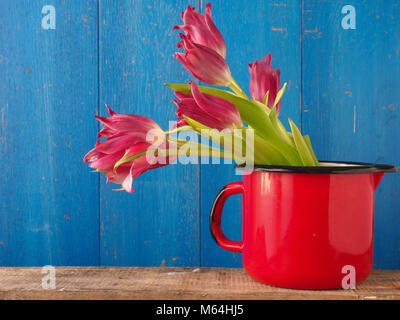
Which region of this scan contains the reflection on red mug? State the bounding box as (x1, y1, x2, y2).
(210, 161, 397, 289)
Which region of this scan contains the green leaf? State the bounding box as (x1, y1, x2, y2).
(166, 83, 274, 138)
(273, 82, 287, 109)
(165, 137, 235, 161)
(252, 132, 292, 165)
(166, 83, 304, 166)
(182, 116, 246, 163)
(113, 150, 147, 171)
(268, 106, 295, 148)
(288, 119, 318, 166)
(229, 77, 249, 99)
(234, 127, 291, 165)
(263, 91, 269, 105)
(303, 134, 319, 165)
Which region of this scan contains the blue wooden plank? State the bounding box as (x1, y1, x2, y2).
(200, 0, 302, 267)
(99, 0, 201, 266)
(302, 0, 400, 268)
(0, 0, 99, 265)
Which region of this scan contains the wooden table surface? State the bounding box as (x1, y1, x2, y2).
(0, 267, 399, 300)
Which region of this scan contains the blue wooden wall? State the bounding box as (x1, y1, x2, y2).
(0, 0, 399, 269)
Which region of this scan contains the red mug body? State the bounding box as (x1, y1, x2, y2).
(210, 162, 397, 289)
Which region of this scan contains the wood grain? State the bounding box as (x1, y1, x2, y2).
(302, 0, 400, 269)
(0, 0, 99, 265)
(98, 0, 201, 266)
(0, 267, 399, 300)
(0, 0, 398, 270)
(200, 0, 302, 268)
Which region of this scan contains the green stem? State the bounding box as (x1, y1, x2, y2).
(113, 150, 147, 171)
(166, 137, 238, 161)
(165, 125, 192, 135)
(228, 78, 249, 99)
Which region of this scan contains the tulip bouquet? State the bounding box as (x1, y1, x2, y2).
(84, 3, 319, 193)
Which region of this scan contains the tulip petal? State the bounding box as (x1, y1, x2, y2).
(113, 141, 152, 171)
(105, 103, 117, 116)
(174, 34, 231, 86)
(249, 54, 281, 113)
(95, 113, 160, 134)
(89, 151, 125, 171)
(173, 97, 227, 131)
(174, 3, 226, 58)
(190, 81, 242, 128)
(92, 134, 146, 155)
(204, 4, 226, 58)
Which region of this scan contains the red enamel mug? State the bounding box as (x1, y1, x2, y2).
(210, 161, 397, 289)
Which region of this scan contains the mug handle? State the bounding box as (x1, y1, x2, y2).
(209, 182, 244, 252)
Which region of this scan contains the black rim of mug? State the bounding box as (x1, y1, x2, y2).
(235, 161, 398, 174)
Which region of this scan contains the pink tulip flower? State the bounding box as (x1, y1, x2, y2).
(248, 53, 281, 114)
(172, 81, 242, 131)
(84, 105, 173, 193)
(174, 34, 232, 86)
(173, 3, 226, 58)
